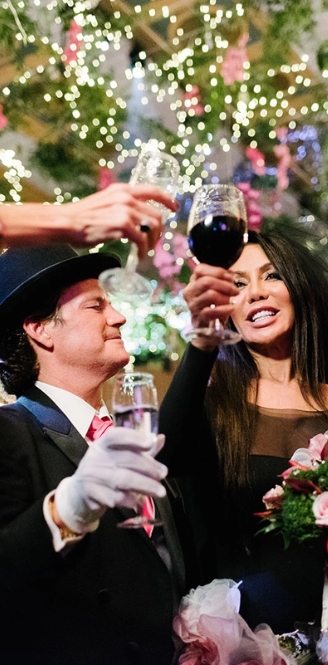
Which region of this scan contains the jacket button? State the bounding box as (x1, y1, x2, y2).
(97, 588, 109, 605)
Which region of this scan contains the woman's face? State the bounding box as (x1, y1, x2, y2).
(230, 243, 295, 353)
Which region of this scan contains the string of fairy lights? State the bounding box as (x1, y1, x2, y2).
(1, 0, 328, 366)
(2, 0, 328, 201)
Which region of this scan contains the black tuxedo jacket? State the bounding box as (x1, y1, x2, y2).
(0, 386, 189, 665)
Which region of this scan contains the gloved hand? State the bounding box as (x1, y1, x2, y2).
(54, 427, 167, 534)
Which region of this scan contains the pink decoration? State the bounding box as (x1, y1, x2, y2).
(98, 167, 115, 191)
(275, 127, 289, 142)
(273, 127, 291, 190)
(273, 143, 291, 190)
(178, 639, 219, 665)
(153, 233, 190, 281)
(221, 33, 249, 85)
(182, 86, 204, 116)
(0, 104, 8, 130)
(152, 233, 192, 295)
(174, 579, 288, 665)
(245, 146, 266, 176)
(237, 182, 262, 230)
(63, 19, 83, 64)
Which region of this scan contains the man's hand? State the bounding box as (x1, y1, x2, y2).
(54, 427, 167, 534)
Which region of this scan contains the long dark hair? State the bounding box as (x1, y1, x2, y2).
(206, 227, 328, 492)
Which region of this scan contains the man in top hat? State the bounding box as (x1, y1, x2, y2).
(0, 245, 193, 665)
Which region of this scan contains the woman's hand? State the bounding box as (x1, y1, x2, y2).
(0, 183, 178, 257)
(183, 263, 239, 350)
(60, 183, 178, 257)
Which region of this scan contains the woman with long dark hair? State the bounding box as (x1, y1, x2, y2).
(160, 227, 328, 636)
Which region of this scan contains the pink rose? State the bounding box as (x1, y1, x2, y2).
(262, 485, 284, 509)
(313, 492, 328, 526)
(280, 461, 309, 480)
(308, 433, 328, 461)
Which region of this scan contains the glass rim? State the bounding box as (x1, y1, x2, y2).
(194, 183, 244, 196)
(114, 371, 155, 383)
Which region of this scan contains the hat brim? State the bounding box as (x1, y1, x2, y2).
(0, 251, 120, 327)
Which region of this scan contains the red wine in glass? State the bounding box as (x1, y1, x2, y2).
(188, 213, 246, 269)
(186, 184, 248, 343)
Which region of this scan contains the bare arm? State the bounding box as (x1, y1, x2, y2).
(0, 183, 178, 258)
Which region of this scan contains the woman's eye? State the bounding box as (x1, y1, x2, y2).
(266, 271, 281, 281)
(234, 279, 247, 289)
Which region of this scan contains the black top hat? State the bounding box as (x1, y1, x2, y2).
(0, 244, 120, 329)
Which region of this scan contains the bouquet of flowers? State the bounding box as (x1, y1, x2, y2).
(173, 433, 328, 665)
(257, 431, 328, 664)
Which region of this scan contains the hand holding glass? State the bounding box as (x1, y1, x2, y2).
(186, 183, 248, 344)
(112, 371, 163, 529)
(100, 143, 180, 301)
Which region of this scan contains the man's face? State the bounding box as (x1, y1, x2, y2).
(41, 278, 130, 381)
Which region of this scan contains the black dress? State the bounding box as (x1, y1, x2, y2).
(159, 344, 328, 635)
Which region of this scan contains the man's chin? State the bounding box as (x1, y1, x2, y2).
(115, 351, 131, 370)
(121, 355, 130, 367)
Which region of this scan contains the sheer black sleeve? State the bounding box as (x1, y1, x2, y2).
(158, 343, 217, 475)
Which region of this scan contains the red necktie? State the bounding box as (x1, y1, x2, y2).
(86, 415, 113, 440)
(86, 415, 155, 536)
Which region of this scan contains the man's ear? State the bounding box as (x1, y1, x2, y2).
(23, 319, 54, 349)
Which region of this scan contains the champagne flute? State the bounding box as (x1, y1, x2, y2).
(99, 143, 180, 301)
(112, 371, 163, 529)
(186, 183, 248, 344)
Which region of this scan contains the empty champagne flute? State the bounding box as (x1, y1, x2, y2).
(99, 143, 180, 301)
(112, 371, 163, 529)
(186, 183, 248, 344)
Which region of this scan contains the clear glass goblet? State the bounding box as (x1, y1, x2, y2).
(112, 371, 163, 529)
(99, 143, 180, 302)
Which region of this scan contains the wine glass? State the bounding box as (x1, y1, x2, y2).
(186, 183, 248, 344)
(112, 371, 163, 529)
(99, 143, 180, 301)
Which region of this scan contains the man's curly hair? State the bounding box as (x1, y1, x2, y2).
(0, 290, 62, 397)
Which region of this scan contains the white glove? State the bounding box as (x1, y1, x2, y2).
(54, 427, 167, 534)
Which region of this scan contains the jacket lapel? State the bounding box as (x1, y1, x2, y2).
(18, 388, 188, 593)
(18, 386, 88, 467)
(155, 485, 186, 596)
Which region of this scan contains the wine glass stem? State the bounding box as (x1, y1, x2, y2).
(125, 243, 139, 275)
(212, 318, 222, 333)
(210, 304, 222, 333)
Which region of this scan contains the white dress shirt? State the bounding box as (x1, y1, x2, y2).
(36, 381, 111, 441)
(37, 381, 111, 552)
